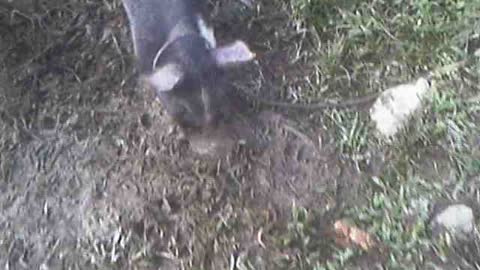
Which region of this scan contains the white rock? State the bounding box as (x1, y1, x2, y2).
(370, 78, 432, 138)
(433, 204, 475, 237)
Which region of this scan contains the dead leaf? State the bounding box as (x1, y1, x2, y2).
(334, 220, 376, 251)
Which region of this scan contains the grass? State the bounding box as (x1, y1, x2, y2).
(281, 0, 480, 268)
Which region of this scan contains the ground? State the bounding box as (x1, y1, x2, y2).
(0, 0, 479, 269)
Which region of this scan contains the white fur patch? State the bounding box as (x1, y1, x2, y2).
(196, 15, 216, 48)
(148, 63, 184, 92)
(212, 41, 256, 66)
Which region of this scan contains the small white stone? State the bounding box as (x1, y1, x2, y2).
(370, 78, 431, 138)
(433, 204, 475, 237)
(474, 48, 480, 57)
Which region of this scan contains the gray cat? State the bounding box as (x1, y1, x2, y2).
(122, 0, 255, 127)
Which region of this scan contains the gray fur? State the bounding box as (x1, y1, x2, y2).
(122, 0, 254, 127)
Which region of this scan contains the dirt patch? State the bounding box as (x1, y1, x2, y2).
(0, 1, 371, 269)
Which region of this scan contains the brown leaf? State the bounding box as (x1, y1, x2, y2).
(333, 220, 376, 251)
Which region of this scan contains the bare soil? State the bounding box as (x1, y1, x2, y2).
(0, 1, 425, 269)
